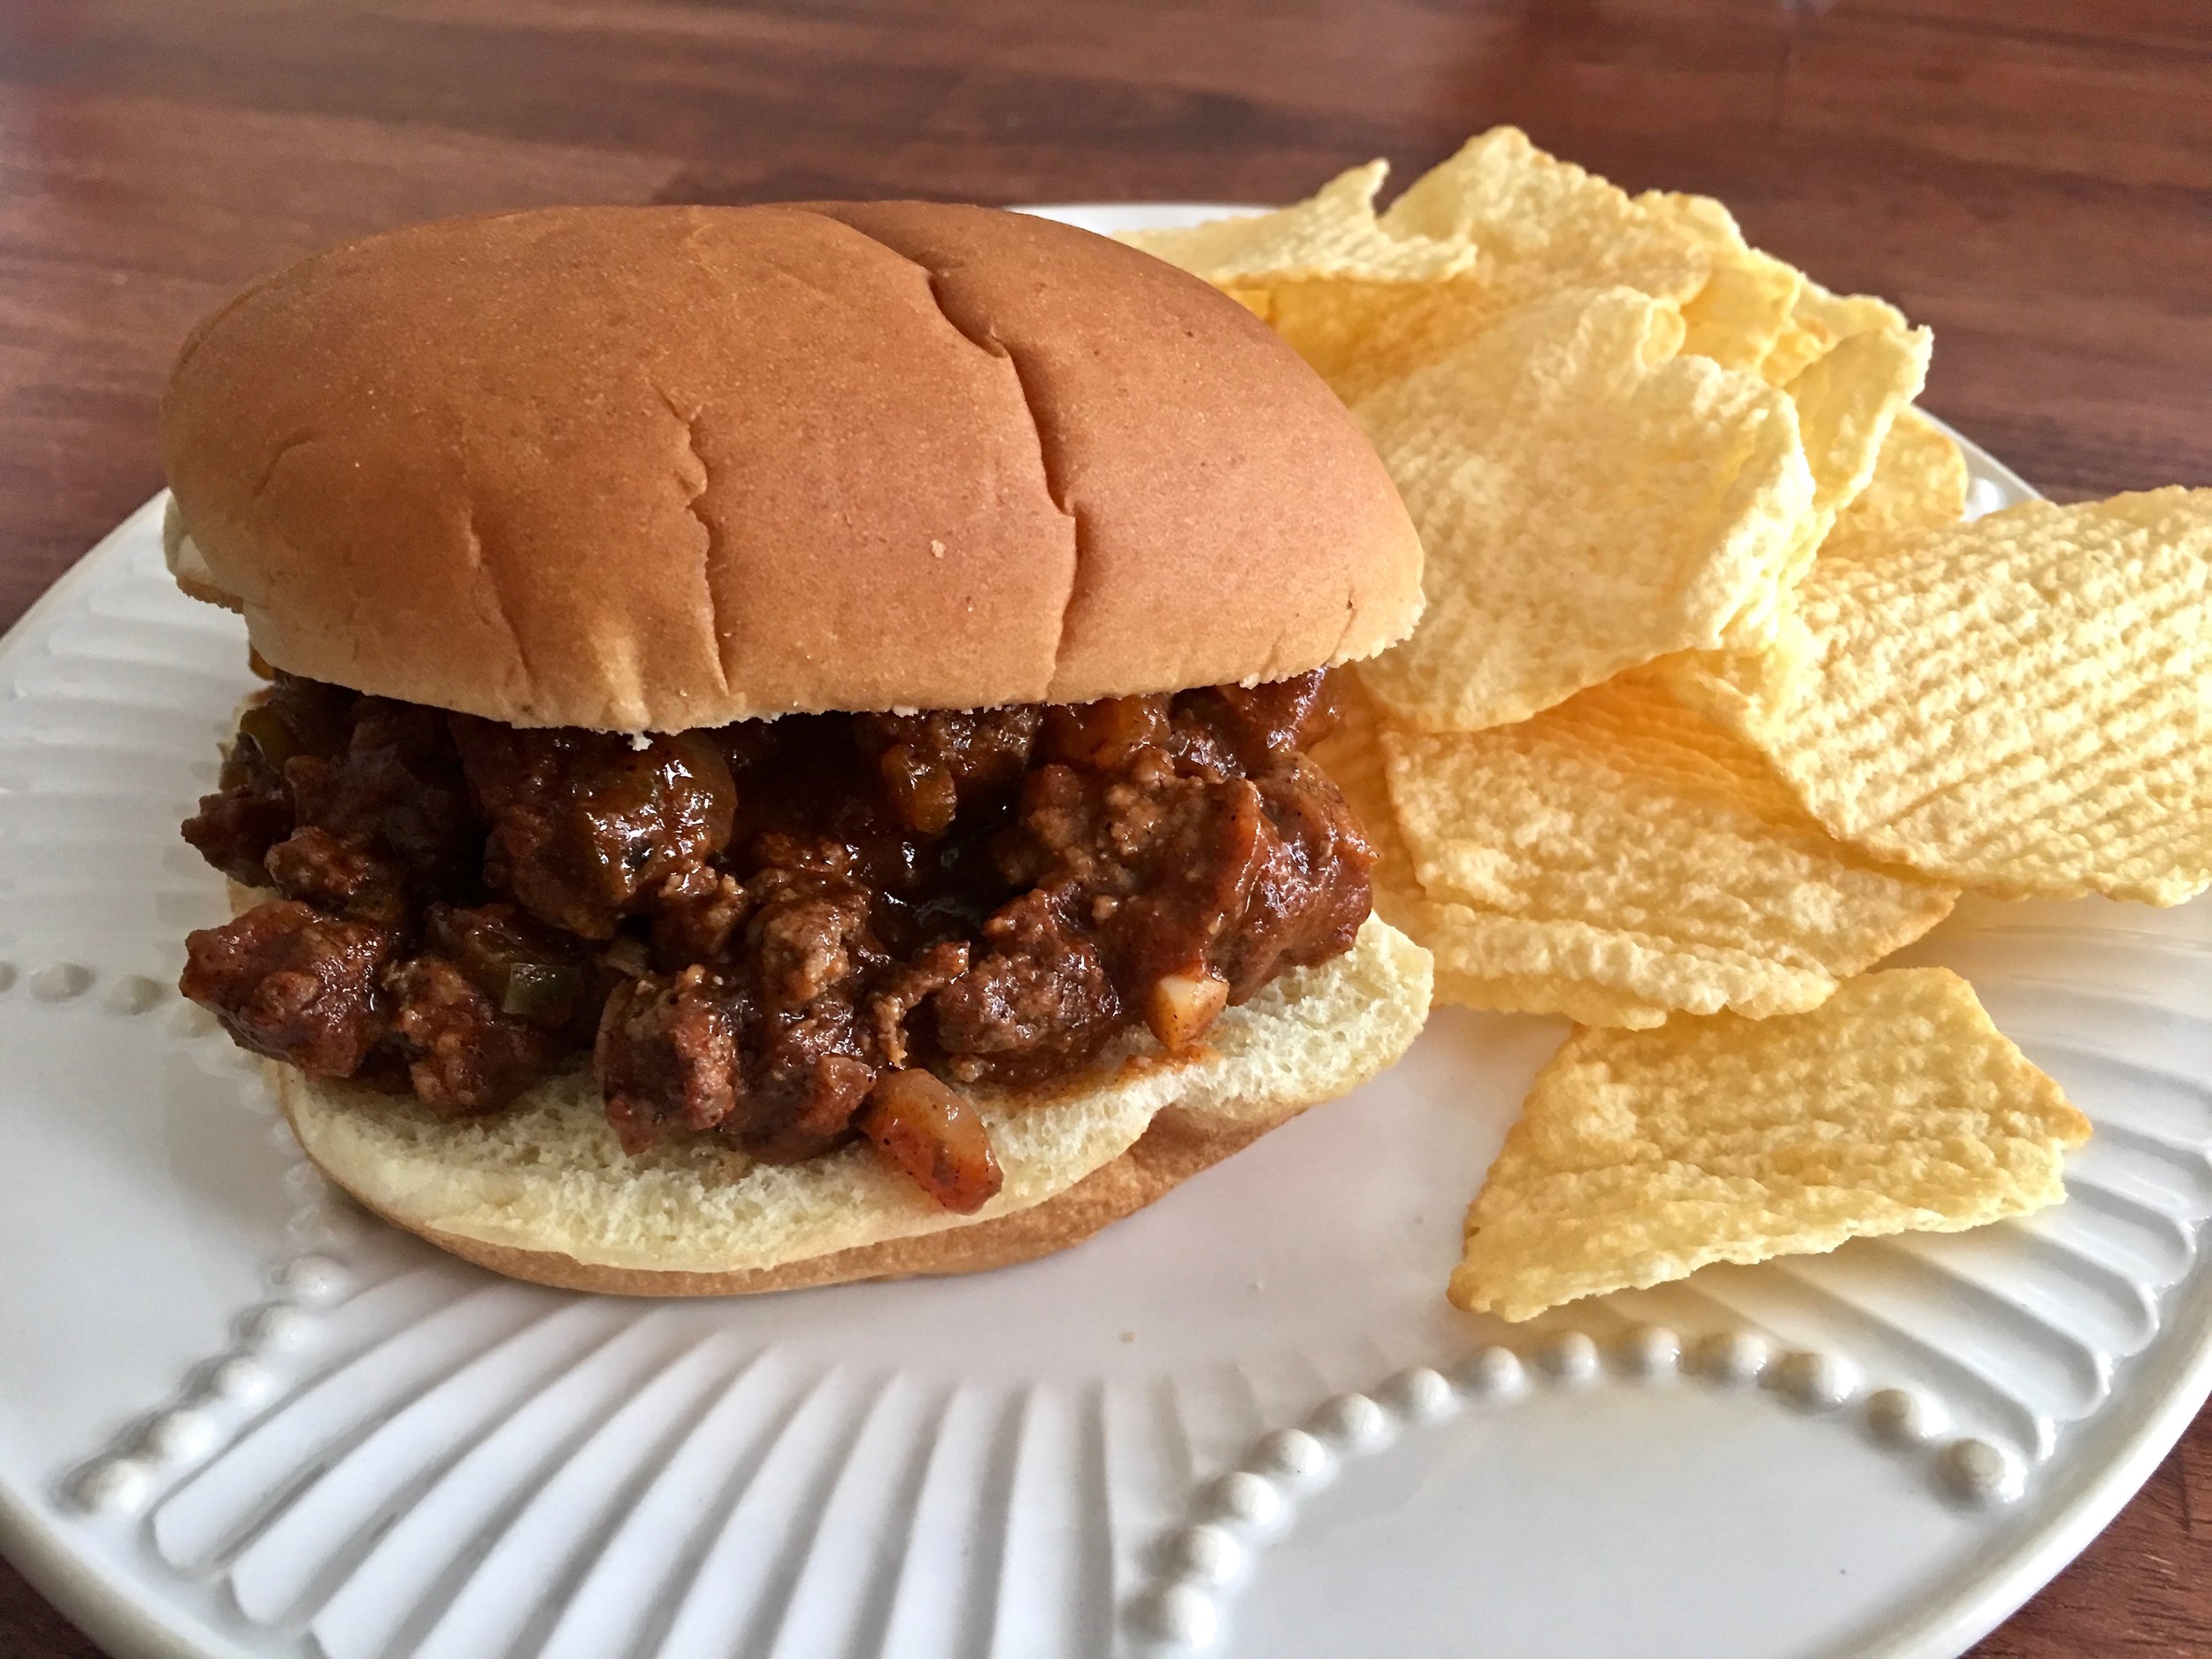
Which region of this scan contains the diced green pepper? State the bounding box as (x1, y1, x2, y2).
(501, 962, 581, 1026)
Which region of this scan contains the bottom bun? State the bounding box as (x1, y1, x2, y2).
(317, 1102, 1278, 1295)
(280, 915, 1432, 1295)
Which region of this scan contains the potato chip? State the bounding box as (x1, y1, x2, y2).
(1761, 279, 1909, 386)
(1655, 326, 1934, 725)
(1758, 319, 1824, 390)
(1313, 680, 1661, 1024)
(1117, 161, 1476, 285)
(1724, 322, 1932, 641)
(1794, 280, 1910, 345)
(1221, 287, 1272, 323)
(1312, 677, 1425, 917)
(1821, 408, 1969, 560)
(1448, 968, 2091, 1321)
(1129, 131, 1809, 409)
(1352, 286, 1814, 733)
(1379, 676, 1955, 1025)
(1639, 192, 1803, 372)
(1313, 677, 1632, 1020)
(1745, 488, 2212, 904)
(1379, 127, 1709, 306)
(1249, 168, 1783, 404)
(1788, 328, 1934, 531)
(1425, 940, 1686, 1030)
(1640, 620, 1816, 752)
(1256, 279, 1513, 408)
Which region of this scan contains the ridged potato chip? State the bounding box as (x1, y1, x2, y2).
(1640, 192, 1803, 372)
(1747, 488, 2212, 903)
(1639, 403, 1957, 759)
(1117, 160, 1475, 285)
(1224, 219, 1777, 412)
(1822, 408, 1969, 560)
(1353, 287, 1813, 733)
(1256, 278, 1513, 408)
(1724, 322, 1932, 643)
(1640, 619, 1816, 753)
(1760, 279, 1909, 386)
(1314, 679, 1673, 1025)
(1379, 676, 1955, 1025)
(1312, 677, 1427, 922)
(1656, 327, 1934, 726)
(1448, 968, 2091, 1321)
(1379, 127, 1709, 306)
(1787, 328, 1934, 537)
(1126, 130, 1824, 413)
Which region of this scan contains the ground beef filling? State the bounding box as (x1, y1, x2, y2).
(179, 669, 1375, 1211)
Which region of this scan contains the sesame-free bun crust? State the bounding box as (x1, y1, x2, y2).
(162, 204, 1425, 730)
(276, 916, 1432, 1294)
(303, 1096, 1276, 1297)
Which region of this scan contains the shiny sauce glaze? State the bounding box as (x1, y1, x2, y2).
(180, 669, 1374, 1210)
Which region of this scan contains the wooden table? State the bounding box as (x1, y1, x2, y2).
(4, 2, 2208, 1653)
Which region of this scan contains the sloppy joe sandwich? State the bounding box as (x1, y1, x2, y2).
(162, 202, 1434, 1294)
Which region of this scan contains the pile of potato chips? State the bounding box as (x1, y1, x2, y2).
(1123, 129, 2208, 1320)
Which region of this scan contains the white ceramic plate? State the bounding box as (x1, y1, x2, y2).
(4, 205, 2208, 1659)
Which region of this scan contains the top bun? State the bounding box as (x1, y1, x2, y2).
(161, 203, 1424, 730)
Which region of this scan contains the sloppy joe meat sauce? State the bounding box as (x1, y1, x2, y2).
(180, 669, 1375, 1212)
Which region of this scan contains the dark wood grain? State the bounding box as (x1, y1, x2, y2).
(3, 2, 2208, 1654)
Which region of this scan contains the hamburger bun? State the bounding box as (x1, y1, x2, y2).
(278, 914, 1432, 1294)
(161, 203, 1425, 731)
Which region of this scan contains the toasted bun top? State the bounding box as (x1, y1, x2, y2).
(160, 204, 1424, 730)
